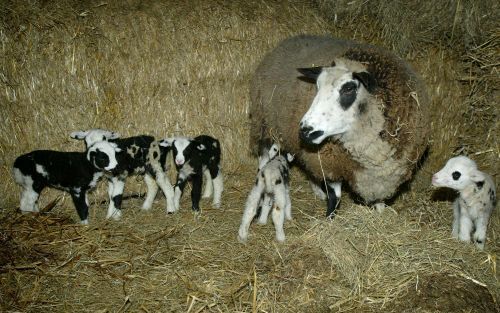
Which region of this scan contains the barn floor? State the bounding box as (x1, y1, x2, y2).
(1, 168, 498, 312)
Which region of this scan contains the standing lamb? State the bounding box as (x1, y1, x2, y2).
(238, 147, 294, 243)
(249, 35, 430, 214)
(432, 156, 496, 250)
(159, 135, 223, 213)
(71, 129, 175, 219)
(12, 141, 121, 224)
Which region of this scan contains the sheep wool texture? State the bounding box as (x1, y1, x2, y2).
(249, 35, 430, 203)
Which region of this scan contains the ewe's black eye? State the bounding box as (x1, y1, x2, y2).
(452, 171, 461, 180)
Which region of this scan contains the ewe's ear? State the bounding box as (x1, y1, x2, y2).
(469, 169, 485, 183)
(297, 67, 323, 83)
(353, 71, 377, 93)
(197, 144, 206, 151)
(70, 130, 87, 140)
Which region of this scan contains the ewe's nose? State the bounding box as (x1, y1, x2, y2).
(299, 123, 324, 144)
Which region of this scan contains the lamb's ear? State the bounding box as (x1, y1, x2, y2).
(297, 67, 323, 83)
(159, 138, 173, 147)
(286, 153, 295, 163)
(109, 132, 121, 140)
(469, 169, 485, 183)
(353, 71, 377, 93)
(114, 147, 122, 153)
(196, 144, 206, 151)
(70, 130, 88, 140)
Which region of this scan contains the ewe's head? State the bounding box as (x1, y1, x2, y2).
(432, 156, 485, 191)
(87, 141, 121, 171)
(298, 58, 376, 145)
(71, 129, 121, 148)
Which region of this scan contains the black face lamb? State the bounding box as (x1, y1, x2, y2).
(160, 135, 223, 213)
(71, 129, 175, 219)
(12, 141, 121, 224)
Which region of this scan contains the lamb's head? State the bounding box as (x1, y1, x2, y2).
(71, 129, 121, 148)
(87, 141, 121, 171)
(432, 156, 485, 191)
(298, 59, 376, 145)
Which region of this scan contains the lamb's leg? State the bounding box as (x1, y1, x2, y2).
(284, 185, 292, 221)
(154, 171, 175, 214)
(256, 194, 272, 225)
(238, 181, 264, 243)
(211, 168, 224, 208)
(452, 199, 460, 239)
(71, 191, 89, 225)
(458, 214, 473, 243)
(106, 177, 124, 220)
(202, 169, 213, 198)
(20, 184, 42, 213)
(272, 185, 287, 242)
(173, 177, 187, 212)
(473, 214, 490, 250)
(190, 174, 203, 212)
(141, 173, 159, 211)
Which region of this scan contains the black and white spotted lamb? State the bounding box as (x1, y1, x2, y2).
(71, 129, 175, 219)
(432, 156, 497, 250)
(12, 140, 121, 224)
(238, 141, 294, 243)
(159, 135, 223, 213)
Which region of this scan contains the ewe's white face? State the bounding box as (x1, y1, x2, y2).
(87, 141, 121, 171)
(432, 156, 484, 191)
(71, 129, 121, 148)
(299, 65, 371, 144)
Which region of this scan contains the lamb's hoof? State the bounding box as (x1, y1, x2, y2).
(80, 219, 89, 225)
(212, 202, 221, 209)
(275, 235, 285, 243)
(106, 210, 122, 220)
(237, 234, 247, 244)
(256, 219, 267, 225)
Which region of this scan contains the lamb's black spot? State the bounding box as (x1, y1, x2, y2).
(255, 178, 258, 186)
(261, 172, 265, 178)
(153, 151, 158, 159)
(452, 171, 461, 180)
(476, 181, 484, 189)
(275, 178, 282, 185)
(475, 239, 484, 244)
(339, 81, 358, 110)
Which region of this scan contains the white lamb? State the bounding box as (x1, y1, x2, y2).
(432, 156, 497, 250)
(238, 149, 294, 243)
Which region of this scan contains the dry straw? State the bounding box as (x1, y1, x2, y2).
(0, 0, 498, 312)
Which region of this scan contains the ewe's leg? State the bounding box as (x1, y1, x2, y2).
(238, 181, 264, 243)
(107, 177, 124, 220)
(452, 199, 460, 239)
(326, 184, 339, 218)
(202, 169, 213, 198)
(155, 171, 175, 213)
(272, 185, 287, 242)
(257, 194, 273, 225)
(473, 214, 490, 250)
(310, 181, 326, 200)
(142, 174, 158, 211)
(211, 170, 223, 208)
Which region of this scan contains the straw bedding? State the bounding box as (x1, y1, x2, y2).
(0, 0, 498, 312)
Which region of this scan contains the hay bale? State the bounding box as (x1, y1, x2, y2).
(0, 0, 331, 209)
